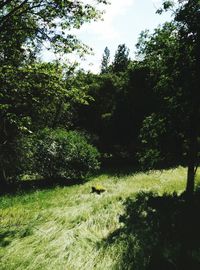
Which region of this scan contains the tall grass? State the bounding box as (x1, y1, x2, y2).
(0, 167, 199, 270)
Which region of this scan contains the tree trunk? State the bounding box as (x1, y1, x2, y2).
(185, 107, 198, 200)
(0, 168, 7, 192)
(186, 155, 195, 199)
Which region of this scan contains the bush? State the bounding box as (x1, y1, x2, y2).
(32, 129, 100, 180)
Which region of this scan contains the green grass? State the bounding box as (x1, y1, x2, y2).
(0, 167, 200, 270)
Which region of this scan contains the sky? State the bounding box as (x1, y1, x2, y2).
(42, 0, 173, 73)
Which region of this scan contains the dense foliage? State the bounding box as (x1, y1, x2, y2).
(0, 0, 199, 198)
(0, 0, 108, 186)
(31, 129, 100, 180)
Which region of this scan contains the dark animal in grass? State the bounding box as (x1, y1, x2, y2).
(91, 185, 106, 194)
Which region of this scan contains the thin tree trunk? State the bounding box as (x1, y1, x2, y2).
(185, 107, 198, 200)
(186, 153, 195, 198)
(0, 168, 7, 192)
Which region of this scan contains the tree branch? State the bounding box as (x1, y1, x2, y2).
(0, 0, 13, 11)
(0, 0, 29, 30)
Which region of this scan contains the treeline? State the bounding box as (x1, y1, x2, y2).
(74, 46, 160, 167)
(0, 1, 199, 197)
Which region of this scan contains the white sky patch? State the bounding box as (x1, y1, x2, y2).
(151, 0, 163, 5)
(80, 0, 136, 41)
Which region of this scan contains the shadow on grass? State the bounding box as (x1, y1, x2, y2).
(0, 225, 33, 247)
(104, 190, 200, 270)
(100, 159, 180, 178)
(0, 164, 141, 196)
(99, 166, 140, 177)
(0, 177, 84, 196)
(0, 230, 16, 247)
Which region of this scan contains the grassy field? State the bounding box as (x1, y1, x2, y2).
(0, 167, 200, 270)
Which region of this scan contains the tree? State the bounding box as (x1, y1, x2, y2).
(136, 23, 185, 169)
(74, 71, 119, 153)
(0, 62, 98, 185)
(173, 0, 200, 198)
(137, 1, 200, 198)
(112, 44, 130, 73)
(0, 0, 108, 61)
(100, 46, 110, 73)
(0, 0, 108, 186)
(74, 60, 159, 166)
(0, 63, 63, 184)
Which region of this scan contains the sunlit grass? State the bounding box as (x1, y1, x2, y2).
(0, 167, 199, 270)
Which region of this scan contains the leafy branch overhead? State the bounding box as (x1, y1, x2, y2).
(0, 0, 108, 55)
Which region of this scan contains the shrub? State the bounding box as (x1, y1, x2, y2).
(32, 129, 100, 180)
